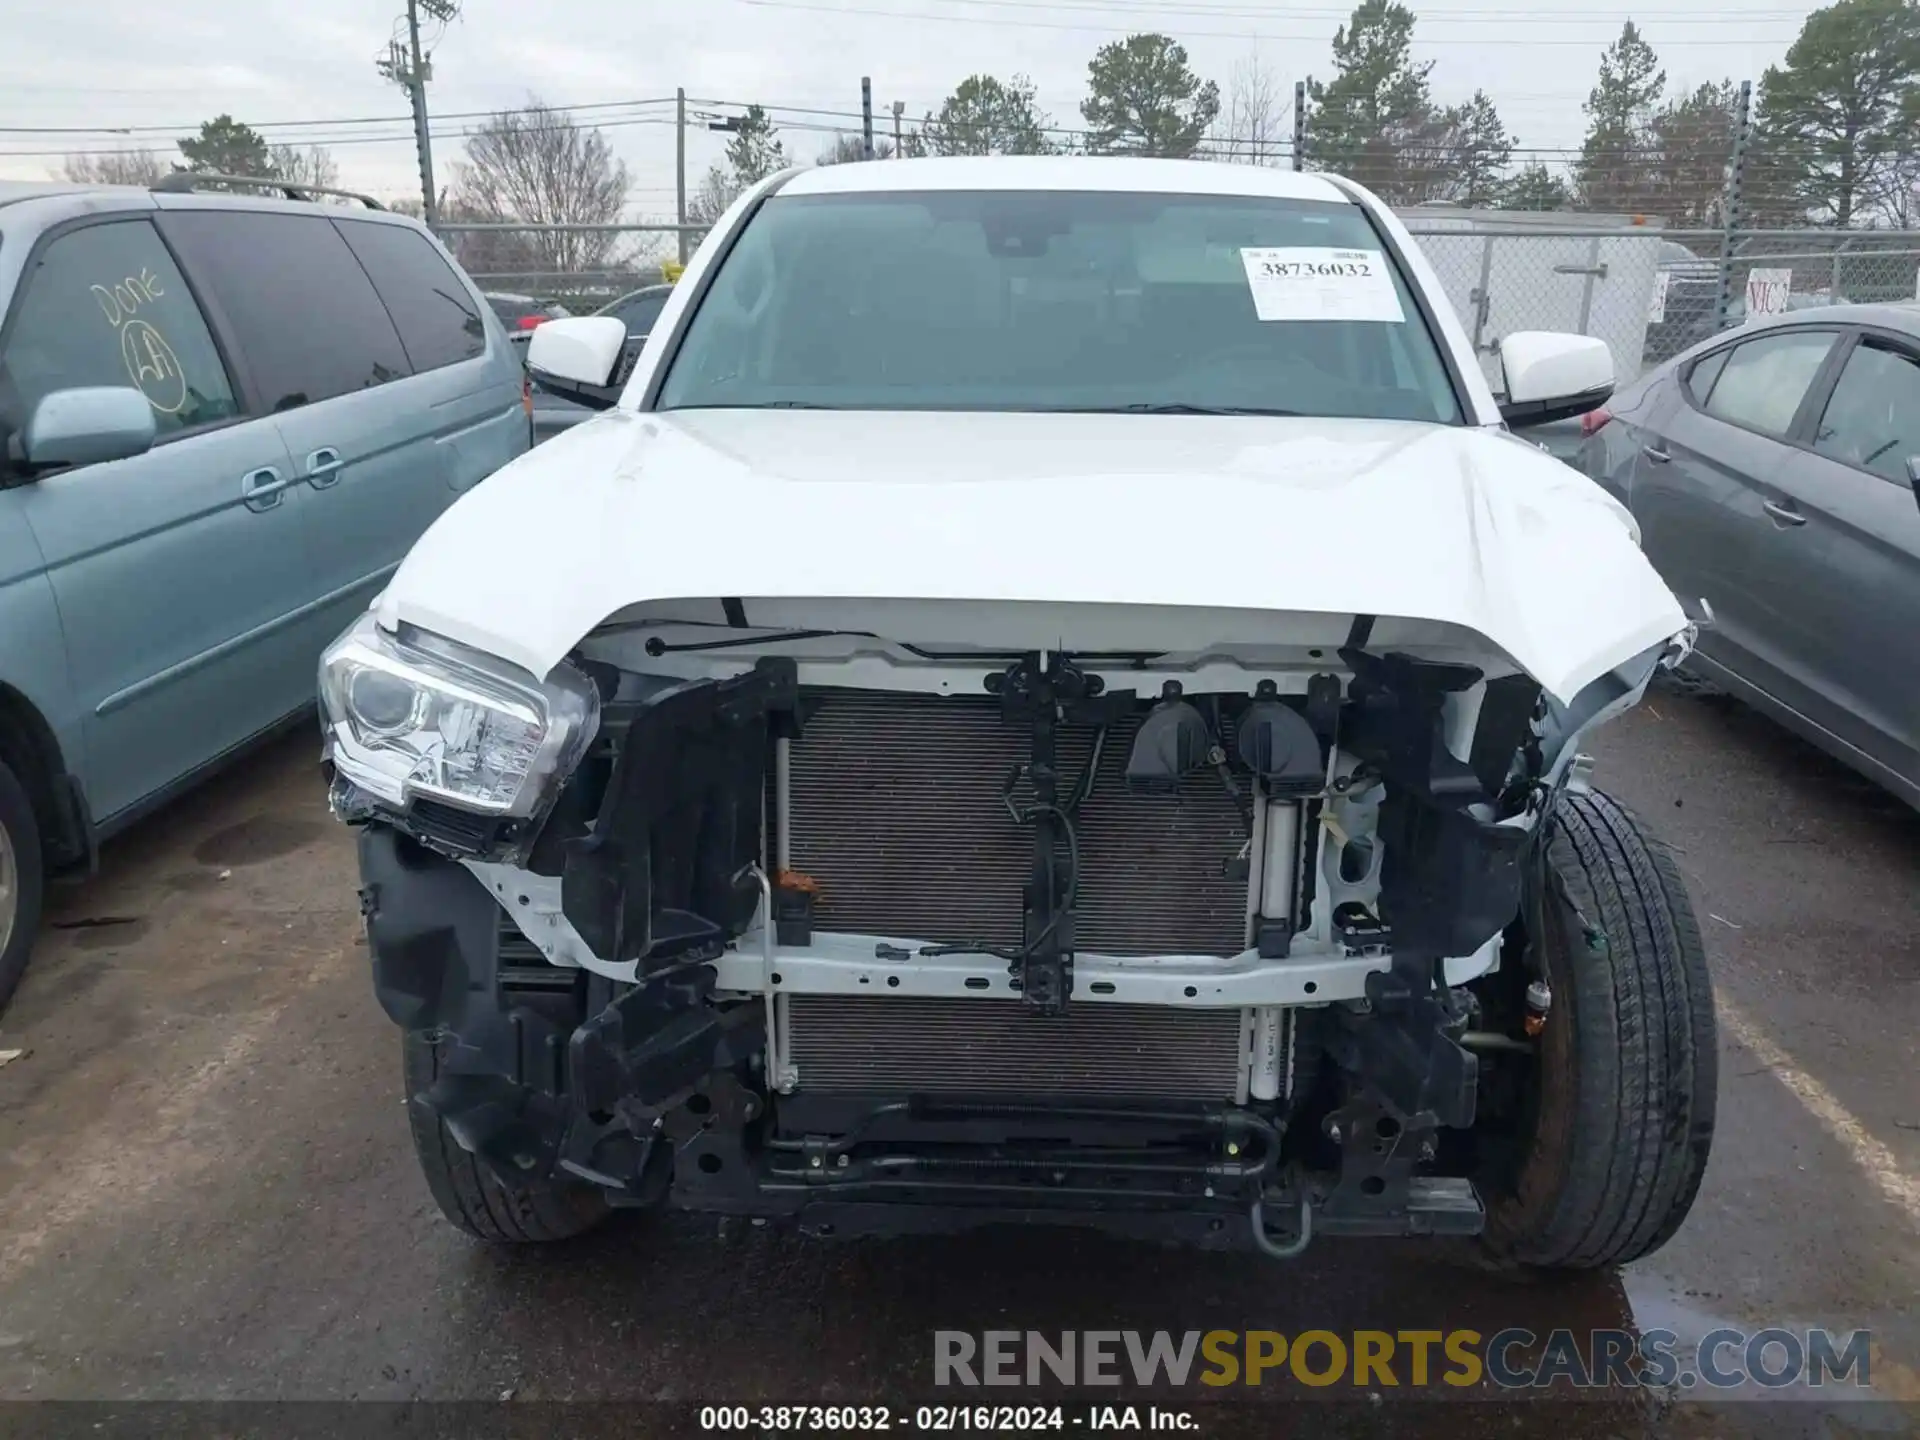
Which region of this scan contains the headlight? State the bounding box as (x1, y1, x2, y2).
(319, 613, 598, 819)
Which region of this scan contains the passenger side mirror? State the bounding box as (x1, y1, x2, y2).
(1906, 456, 1920, 512)
(1496, 332, 1615, 429)
(526, 317, 629, 413)
(14, 387, 157, 472)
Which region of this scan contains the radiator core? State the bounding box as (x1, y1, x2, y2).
(786, 995, 1248, 1100)
(785, 689, 1251, 957)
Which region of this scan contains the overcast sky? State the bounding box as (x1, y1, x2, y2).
(1, 0, 1822, 213)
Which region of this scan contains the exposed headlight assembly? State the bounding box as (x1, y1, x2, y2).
(319, 613, 598, 825)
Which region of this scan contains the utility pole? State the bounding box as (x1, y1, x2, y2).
(861, 77, 875, 161)
(377, 0, 459, 223)
(892, 100, 905, 158)
(676, 87, 689, 264)
(404, 0, 434, 220)
(1292, 81, 1306, 172)
(1714, 80, 1753, 331)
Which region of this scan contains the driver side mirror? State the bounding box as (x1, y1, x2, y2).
(526, 317, 629, 413)
(1496, 332, 1614, 429)
(9, 387, 157, 474)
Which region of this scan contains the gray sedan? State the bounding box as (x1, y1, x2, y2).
(1581, 303, 1920, 809)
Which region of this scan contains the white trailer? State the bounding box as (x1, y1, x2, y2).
(1396, 206, 1672, 388)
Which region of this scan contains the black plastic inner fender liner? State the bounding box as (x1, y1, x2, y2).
(361, 825, 586, 1183)
(360, 824, 515, 1033)
(559, 657, 798, 972)
(569, 966, 764, 1124)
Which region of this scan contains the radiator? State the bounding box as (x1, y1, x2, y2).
(786, 995, 1248, 1100)
(786, 689, 1250, 956)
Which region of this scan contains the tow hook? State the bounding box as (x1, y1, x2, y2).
(1250, 1194, 1314, 1259)
(1524, 979, 1553, 1038)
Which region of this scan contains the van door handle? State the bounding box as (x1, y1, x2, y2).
(240, 466, 293, 512)
(304, 447, 345, 489)
(1642, 443, 1672, 464)
(1763, 499, 1808, 528)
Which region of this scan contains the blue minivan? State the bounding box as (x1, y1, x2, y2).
(0, 175, 528, 1012)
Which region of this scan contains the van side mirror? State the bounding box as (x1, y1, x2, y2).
(14, 387, 157, 473)
(1906, 455, 1920, 511)
(526, 317, 629, 413)
(1496, 333, 1615, 429)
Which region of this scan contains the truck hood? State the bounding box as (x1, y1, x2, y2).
(376, 409, 1686, 704)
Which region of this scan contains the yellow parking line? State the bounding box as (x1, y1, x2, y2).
(1715, 988, 1920, 1228)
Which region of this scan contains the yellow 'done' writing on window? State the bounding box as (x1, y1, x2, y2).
(90, 267, 186, 413)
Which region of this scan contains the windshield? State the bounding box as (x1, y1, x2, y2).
(655, 189, 1461, 423)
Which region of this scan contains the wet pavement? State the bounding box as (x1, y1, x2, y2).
(0, 682, 1914, 1436)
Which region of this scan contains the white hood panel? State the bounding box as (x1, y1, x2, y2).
(377, 409, 1685, 704)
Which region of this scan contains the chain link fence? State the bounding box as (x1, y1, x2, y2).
(1406, 221, 1920, 385)
(431, 221, 708, 316)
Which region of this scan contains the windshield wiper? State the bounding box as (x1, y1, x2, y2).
(1058, 403, 1303, 417)
(665, 400, 837, 410)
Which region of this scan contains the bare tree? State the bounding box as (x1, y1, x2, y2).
(59, 150, 167, 186)
(393, 194, 539, 280)
(816, 132, 896, 165)
(452, 97, 633, 275)
(687, 166, 740, 226)
(1209, 55, 1285, 165)
(269, 143, 340, 192)
(1865, 146, 1920, 227)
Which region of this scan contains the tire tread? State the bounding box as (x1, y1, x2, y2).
(401, 1031, 609, 1244)
(0, 758, 45, 1019)
(1484, 786, 1716, 1270)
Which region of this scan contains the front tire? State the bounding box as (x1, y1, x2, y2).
(0, 757, 46, 1019)
(401, 1030, 611, 1243)
(1479, 787, 1717, 1270)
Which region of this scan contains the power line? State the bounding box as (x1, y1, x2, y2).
(902, 0, 1808, 23)
(0, 96, 679, 137)
(730, 0, 1803, 43)
(704, 97, 1689, 159)
(0, 115, 681, 161)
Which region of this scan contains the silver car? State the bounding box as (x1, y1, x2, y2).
(1581, 303, 1920, 808)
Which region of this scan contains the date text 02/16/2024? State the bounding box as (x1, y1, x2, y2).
(698, 1406, 1197, 1432)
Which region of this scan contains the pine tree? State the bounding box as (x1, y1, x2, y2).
(1575, 22, 1666, 212)
(1753, 0, 1920, 225)
(1303, 0, 1440, 203)
(1081, 34, 1220, 157)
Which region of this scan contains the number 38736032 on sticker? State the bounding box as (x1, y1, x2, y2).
(1239, 246, 1406, 324)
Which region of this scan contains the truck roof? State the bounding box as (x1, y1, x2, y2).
(780, 155, 1353, 204)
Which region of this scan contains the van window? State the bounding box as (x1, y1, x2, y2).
(0, 219, 238, 453)
(164, 210, 411, 412)
(334, 219, 487, 372)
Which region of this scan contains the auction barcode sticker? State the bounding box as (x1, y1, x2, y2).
(1239, 247, 1406, 323)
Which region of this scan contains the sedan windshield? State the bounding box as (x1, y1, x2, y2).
(655, 189, 1461, 424)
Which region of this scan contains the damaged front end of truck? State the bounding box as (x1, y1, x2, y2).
(324, 590, 1694, 1257)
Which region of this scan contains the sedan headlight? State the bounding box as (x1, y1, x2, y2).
(319, 613, 598, 819)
